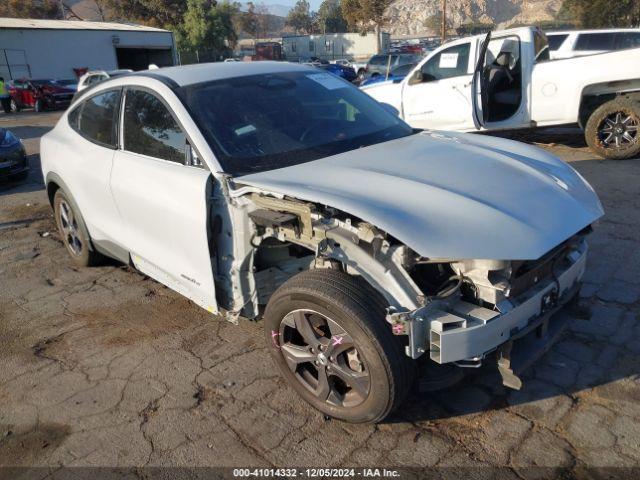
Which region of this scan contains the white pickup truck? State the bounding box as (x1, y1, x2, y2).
(362, 27, 640, 160)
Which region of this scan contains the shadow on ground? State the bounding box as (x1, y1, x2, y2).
(0, 154, 44, 197)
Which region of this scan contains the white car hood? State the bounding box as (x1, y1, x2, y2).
(236, 131, 604, 260)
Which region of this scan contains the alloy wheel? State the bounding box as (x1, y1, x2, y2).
(58, 200, 83, 255)
(276, 309, 371, 408)
(599, 111, 639, 149)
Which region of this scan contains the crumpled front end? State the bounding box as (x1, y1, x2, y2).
(387, 229, 590, 389)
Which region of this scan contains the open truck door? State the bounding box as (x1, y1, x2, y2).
(473, 30, 533, 131)
(472, 32, 491, 129)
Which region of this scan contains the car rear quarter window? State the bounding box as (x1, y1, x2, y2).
(547, 34, 568, 51)
(575, 32, 616, 51)
(123, 89, 186, 164)
(616, 32, 640, 49)
(70, 89, 121, 148)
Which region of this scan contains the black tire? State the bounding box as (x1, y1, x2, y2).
(35, 99, 45, 112)
(10, 99, 21, 112)
(585, 97, 640, 160)
(53, 189, 102, 267)
(264, 269, 415, 423)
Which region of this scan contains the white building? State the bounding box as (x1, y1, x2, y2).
(0, 18, 176, 80)
(282, 32, 390, 62)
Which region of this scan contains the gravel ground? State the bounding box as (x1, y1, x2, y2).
(0, 111, 639, 478)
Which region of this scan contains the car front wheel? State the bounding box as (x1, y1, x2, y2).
(585, 97, 640, 159)
(53, 189, 101, 267)
(264, 269, 414, 423)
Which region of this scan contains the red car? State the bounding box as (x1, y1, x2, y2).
(9, 79, 76, 112)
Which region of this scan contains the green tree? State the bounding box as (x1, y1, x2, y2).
(342, 0, 391, 51)
(286, 0, 312, 34)
(0, 0, 62, 19)
(559, 0, 640, 28)
(106, 0, 188, 28)
(255, 3, 273, 38)
(317, 0, 347, 33)
(177, 0, 239, 59)
(238, 2, 260, 37)
(456, 22, 494, 36)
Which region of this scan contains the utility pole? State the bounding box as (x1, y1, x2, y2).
(441, 0, 447, 42)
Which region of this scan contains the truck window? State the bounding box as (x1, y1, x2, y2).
(547, 34, 568, 51)
(575, 32, 616, 51)
(420, 43, 471, 81)
(616, 32, 640, 49)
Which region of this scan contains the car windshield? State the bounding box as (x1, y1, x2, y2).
(177, 71, 414, 176)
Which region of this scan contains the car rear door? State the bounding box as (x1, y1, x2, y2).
(64, 88, 123, 244)
(110, 86, 218, 313)
(472, 30, 533, 131)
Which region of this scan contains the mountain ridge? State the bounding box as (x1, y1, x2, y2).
(385, 0, 564, 36)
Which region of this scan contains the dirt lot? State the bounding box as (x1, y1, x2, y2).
(1, 111, 639, 476)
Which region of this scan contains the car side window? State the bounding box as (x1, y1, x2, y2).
(71, 89, 121, 148)
(547, 34, 568, 51)
(575, 33, 615, 51)
(68, 105, 80, 130)
(123, 89, 186, 164)
(420, 43, 471, 81)
(616, 32, 640, 49)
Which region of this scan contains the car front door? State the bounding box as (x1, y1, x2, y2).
(401, 42, 475, 130)
(110, 87, 218, 313)
(12, 80, 29, 107)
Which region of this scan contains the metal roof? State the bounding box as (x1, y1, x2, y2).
(0, 17, 169, 33)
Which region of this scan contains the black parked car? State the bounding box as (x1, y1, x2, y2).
(0, 128, 28, 182)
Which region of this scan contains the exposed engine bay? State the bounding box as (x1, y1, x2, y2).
(211, 181, 590, 390)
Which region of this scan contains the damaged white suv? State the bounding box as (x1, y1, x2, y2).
(41, 62, 603, 423)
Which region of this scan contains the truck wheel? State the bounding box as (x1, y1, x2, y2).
(34, 99, 44, 112)
(585, 98, 640, 160)
(53, 189, 102, 267)
(264, 269, 414, 423)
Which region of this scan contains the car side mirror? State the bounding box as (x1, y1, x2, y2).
(185, 142, 203, 167)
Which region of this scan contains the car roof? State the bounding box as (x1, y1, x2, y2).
(547, 28, 640, 35)
(127, 61, 314, 87)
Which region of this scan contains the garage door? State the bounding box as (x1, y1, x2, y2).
(115, 47, 174, 71)
(0, 50, 30, 80)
